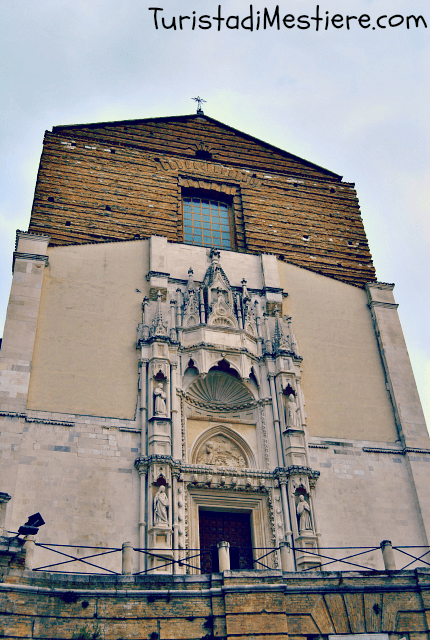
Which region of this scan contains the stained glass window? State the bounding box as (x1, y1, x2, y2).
(183, 197, 232, 250)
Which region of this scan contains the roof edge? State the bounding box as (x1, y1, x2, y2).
(52, 113, 342, 180)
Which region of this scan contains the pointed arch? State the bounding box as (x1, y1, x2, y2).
(190, 425, 256, 469)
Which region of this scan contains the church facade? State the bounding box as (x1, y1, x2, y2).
(0, 112, 429, 579)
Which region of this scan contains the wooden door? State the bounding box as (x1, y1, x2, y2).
(199, 510, 253, 573)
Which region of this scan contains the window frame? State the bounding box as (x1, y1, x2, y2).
(181, 188, 236, 251)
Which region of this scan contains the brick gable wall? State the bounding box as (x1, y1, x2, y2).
(27, 116, 376, 288)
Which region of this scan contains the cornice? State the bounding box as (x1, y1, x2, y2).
(146, 270, 170, 280)
(368, 301, 399, 310)
(366, 282, 395, 291)
(25, 416, 74, 427)
(362, 446, 430, 456)
(12, 252, 49, 273)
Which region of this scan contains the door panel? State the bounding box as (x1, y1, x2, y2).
(199, 510, 253, 573)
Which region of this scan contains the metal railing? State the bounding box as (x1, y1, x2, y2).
(13, 534, 430, 575)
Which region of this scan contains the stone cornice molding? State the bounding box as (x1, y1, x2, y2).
(15, 230, 50, 250)
(258, 398, 273, 407)
(134, 454, 182, 474)
(170, 277, 283, 301)
(12, 252, 49, 273)
(274, 466, 320, 482)
(146, 270, 170, 281)
(186, 481, 268, 493)
(25, 416, 74, 427)
(179, 341, 259, 362)
(366, 282, 395, 291)
(362, 446, 430, 455)
(368, 301, 399, 310)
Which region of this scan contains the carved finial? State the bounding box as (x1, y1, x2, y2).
(186, 267, 195, 293)
(241, 278, 249, 302)
(209, 247, 221, 264)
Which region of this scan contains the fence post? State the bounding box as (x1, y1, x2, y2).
(24, 535, 36, 570)
(218, 541, 230, 572)
(380, 540, 396, 570)
(122, 541, 133, 575)
(279, 541, 294, 572)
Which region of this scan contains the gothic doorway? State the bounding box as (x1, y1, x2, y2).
(198, 510, 254, 573)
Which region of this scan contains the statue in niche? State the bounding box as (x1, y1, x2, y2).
(153, 485, 169, 526)
(154, 382, 167, 415)
(286, 394, 300, 428)
(296, 495, 313, 533)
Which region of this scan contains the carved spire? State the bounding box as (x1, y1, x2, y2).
(243, 297, 257, 336)
(273, 310, 291, 353)
(183, 268, 200, 328)
(141, 296, 150, 340)
(286, 315, 300, 356)
(150, 290, 168, 337)
(263, 314, 273, 353)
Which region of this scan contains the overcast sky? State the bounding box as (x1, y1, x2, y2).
(1, 0, 429, 426)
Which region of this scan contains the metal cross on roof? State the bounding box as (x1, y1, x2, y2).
(192, 96, 206, 115)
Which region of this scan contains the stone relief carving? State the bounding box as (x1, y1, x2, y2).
(207, 288, 239, 329)
(153, 485, 169, 526)
(196, 436, 247, 468)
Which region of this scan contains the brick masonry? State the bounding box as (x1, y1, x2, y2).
(27, 115, 376, 288)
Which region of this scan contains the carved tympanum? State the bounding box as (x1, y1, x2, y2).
(196, 435, 247, 468)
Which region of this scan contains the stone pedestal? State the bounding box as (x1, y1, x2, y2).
(295, 532, 321, 571)
(147, 527, 173, 573)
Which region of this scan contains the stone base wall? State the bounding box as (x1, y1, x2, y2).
(1, 560, 430, 640)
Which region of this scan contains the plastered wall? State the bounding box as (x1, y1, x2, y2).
(278, 260, 398, 442)
(27, 240, 149, 420)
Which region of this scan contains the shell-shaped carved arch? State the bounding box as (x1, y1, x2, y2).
(187, 370, 255, 410)
(190, 425, 256, 469)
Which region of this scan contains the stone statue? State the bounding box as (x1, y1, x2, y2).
(154, 382, 167, 415)
(153, 485, 169, 525)
(296, 495, 313, 532)
(287, 394, 300, 428)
